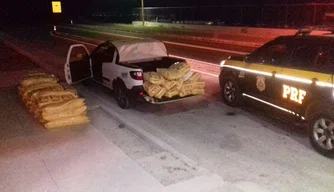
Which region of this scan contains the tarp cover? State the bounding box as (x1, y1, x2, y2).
(112, 39, 168, 63)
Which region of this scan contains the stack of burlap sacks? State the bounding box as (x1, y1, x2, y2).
(18, 73, 90, 129)
(143, 62, 205, 99)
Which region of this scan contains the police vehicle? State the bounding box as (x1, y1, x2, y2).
(220, 29, 334, 156)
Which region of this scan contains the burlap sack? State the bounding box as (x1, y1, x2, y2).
(181, 81, 194, 92)
(42, 98, 85, 115)
(22, 83, 64, 103)
(192, 81, 205, 89)
(20, 77, 58, 89)
(163, 80, 177, 90)
(170, 62, 190, 76)
(169, 62, 190, 71)
(154, 87, 167, 99)
(157, 68, 186, 80)
(192, 88, 205, 95)
(175, 78, 184, 91)
(143, 72, 165, 85)
(187, 72, 202, 82)
(181, 80, 205, 91)
(143, 81, 151, 92)
(32, 91, 79, 117)
(164, 87, 180, 98)
(146, 84, 163, 98)
(42, 105, 87, 122)
(179, 89, 193, 97)
(28, 90, 78, 111)
(44, 115, 90, 129)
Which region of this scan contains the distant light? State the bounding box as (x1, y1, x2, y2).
(71, 20, 73, 24)
(53, 26, 57, 31)
(51, 1, 62, 13)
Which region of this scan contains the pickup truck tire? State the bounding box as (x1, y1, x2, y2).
(114, 83, 131, 109)
(221, 75, 242, 107)
(308, 111, 334, 157)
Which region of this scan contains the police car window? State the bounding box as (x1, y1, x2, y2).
(249, 43, 287, 65)
(290, 44, 319, 69)
(315, 46, 334, 72)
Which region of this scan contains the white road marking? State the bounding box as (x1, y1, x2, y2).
(58, 26, 249, 55)
(191, 69, 219, 77)
(165, 41, 248, 55)
(50, 32, 99, 47)
(169, 54, 218, 67)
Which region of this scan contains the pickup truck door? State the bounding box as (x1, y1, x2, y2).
(64, 44, 92, 84)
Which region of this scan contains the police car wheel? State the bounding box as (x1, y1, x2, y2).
(309, 114, 334, 157)
(221, 76, 241, 107)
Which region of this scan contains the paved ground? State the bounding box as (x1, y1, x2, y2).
(56, 26, 256, 64)
(0, 42, 230, 192)
(0, 28, 333, 192)
(1, 87, 227, 192)
(66, 24, 272, 45)
(0, 42, 42, 87)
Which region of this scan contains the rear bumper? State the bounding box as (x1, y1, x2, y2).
(128, 86, 145, 101)
(129, 85, 200, 104)
(143, 94, 199, 104)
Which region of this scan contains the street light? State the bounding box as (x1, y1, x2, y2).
(141, 0, 145, 26)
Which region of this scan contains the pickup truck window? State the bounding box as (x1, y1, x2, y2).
(290, 44, 319, 69)
(92, 45, 114, 62)
(69, 47, 88, 63)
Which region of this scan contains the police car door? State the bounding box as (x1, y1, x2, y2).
(279, 40, 334, 116)
(244, 39, 289, 104)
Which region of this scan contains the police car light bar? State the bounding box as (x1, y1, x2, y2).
(295, 26, 334, 37)
(294, 28, 312, 36)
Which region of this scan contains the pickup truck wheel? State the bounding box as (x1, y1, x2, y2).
(309, 112, 334, 157)
(114, 84, 130, 109)
(221, 76, 241, 107)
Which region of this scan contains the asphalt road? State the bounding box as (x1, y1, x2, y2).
(57, 26, 256, 64)
(1, 27, 333, 192)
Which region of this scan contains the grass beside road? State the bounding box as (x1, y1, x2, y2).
(58, 27, 131, 42)
(62, 23, 272, 45)
(77, 23, 206, 36)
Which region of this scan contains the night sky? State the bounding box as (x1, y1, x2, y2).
(0, 0, 327, 24)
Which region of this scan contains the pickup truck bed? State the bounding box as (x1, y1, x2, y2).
(121, 57, 184, 72)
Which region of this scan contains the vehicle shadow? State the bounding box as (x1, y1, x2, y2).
(134, 96, 211, 116)
(237, 100, 311, 150)
(78, 79, 310, 150)
(208, 91, 313, 151)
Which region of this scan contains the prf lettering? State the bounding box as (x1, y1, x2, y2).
(282, 85, 306, 104)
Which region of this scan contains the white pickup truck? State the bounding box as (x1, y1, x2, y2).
(64, 39, 193, 109)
